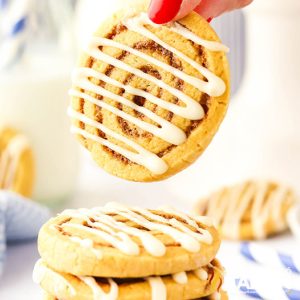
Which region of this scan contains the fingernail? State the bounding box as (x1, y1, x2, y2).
(148, 0, 183, 24)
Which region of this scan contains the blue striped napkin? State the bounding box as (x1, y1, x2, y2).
(238, 242, 300, 299)
(0, 191, 51, 276)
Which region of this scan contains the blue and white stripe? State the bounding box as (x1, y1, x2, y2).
(0, 0, 33, 69)
(0, 197, 7, 276)
(241, 242, 300, 275)
(235, 277, 300, 300)
(0, 191, 50, 277)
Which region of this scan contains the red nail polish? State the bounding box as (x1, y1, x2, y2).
(207, 17, 213, 23)
(148, 0, 183, 24)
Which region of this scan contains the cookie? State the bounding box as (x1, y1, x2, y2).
(69, 2, 230, 181)
(0, 126, 34, 197)
(195, 180, 296, 240)
(203, 290, 228, 300)
(43, 292, 56, 300)
(34, 259, 224, 300)
(42, 292, 228, 300)
(38, 202, 220, 277)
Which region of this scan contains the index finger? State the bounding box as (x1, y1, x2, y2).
(148, 0, 202, 24)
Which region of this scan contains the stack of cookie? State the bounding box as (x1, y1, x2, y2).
(33, 202, 227, 300)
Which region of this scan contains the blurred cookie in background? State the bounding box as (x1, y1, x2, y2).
(195, 180, 297, 240)
(0, 126, 35, 197)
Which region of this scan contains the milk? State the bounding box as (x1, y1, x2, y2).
(0, 50, 79, 205)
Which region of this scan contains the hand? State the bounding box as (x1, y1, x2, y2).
(148, 0, 253, 24)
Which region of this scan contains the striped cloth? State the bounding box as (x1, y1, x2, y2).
(241, 243, 300, 275)
(238, 242, 300, 299)
(0, 191, 50, 276)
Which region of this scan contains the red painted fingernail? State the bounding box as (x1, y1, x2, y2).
(207, 17, 213, 23)
(148, 0, 184, 24)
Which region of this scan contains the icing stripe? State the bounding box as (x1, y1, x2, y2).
(0, 135, 29, 189)
(61, 223, 140, 256)
(72, 67, 201, 120)
(140, 14, 229, 53)
(169, 22, 229, 53)
(33, 259, 217, 300)
(91, 36, 219, 96)
(69, 236, 102, 259)
(81, 208, 166, 257)
(123, 14, 226, 97)
(58, 202, 213, 257)
(79, 276, 118, 300)
(85, 42, 206, 115)
(194, 268, 208, 281)
(146, 277, 167, 300)
(126, 205, 212, 244)
(70, 70, 186, 145)
(101, 203, 202, 252)
(159, 206, 213, 227)
(68, 108, 168, 175)
(172, 271, 188, 284)
(32, 259, 76, 297)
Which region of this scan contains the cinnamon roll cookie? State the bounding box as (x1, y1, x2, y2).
(0, 126, 34, 197)
(38, 202, 220, 278)
(195, 180, 297, 240)
(34, 259, 224, 300)
(43, 292, 228, 300)
(69, 2, 230, 181)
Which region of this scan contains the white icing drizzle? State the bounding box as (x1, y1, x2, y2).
(159, 206, 213, 227)
(123, 13, 226, 97)
(158, 206, 213, 243)
(202, 181, 292, 239)
(70, 13, 228, 174)
(33, 259, 217, 300)
(72, 67, 199, 119)
(172, 271, 188, 284)
(84, 42, 206, 114)
(61, 222, 140, 256)
(136, 13, 229, 53)
(89, 36, 219, 98)
(56, 202, 213, 257)
(70, 69, 186, 145)
(62, 207, 166, 257)
(32, 259, 76, 297)
(194, 268, 208, 281)
(79, 276, 118, 300)
(70, 236, 102, 259)
(146, 276, 167, 300)
(101, 202, 212, 250)
(167, 22, 229, 53)
(0, 135, 29, 189)
(212, 291, 222, 300)
(68, 108, 168, 175)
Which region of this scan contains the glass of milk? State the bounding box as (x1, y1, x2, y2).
(0, 1, 79, 206)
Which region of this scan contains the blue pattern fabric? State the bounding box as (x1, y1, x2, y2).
(0, 191, 50, 277)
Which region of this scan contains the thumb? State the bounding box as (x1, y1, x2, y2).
(148, 0, 202, 24)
